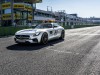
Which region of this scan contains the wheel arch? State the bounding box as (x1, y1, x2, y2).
(40, 32, 49, 44)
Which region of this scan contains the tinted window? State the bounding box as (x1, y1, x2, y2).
(35, 24, 52, 29)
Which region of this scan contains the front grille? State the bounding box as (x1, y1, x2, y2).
(15, 35, 30, 39)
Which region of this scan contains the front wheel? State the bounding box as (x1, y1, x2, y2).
(40, 32, 48, 44)
(60, 30, 65, 39)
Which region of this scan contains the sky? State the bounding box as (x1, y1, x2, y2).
(36, 0, 100, 18)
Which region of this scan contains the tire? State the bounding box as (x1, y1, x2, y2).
(41, 32, 48, 44)
(60, 30, 65, 39)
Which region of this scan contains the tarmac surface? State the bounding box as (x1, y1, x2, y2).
(1, 26, 100, 75)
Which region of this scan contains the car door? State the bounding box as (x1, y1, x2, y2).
(53, 23, 61, 38)
(47, 24, 55, 39)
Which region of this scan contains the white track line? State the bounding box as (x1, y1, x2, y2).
(65, 33, 100, 35)
(46, 47, 81, 55)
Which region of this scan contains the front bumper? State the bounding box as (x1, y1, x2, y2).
(14, 38, 39, 44)
(14, 33, 42, 44)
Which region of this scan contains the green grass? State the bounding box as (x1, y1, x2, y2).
(63, 24, 100, 29)
(0, 26, 30, 37)
(74, 25, 100, 28)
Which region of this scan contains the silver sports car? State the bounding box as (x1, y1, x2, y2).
(14, 23, 65, 44)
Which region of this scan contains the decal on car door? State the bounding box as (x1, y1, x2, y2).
(54, 30, 58, 35)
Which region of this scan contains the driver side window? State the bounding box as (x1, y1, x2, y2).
(47, 24, 52, 28)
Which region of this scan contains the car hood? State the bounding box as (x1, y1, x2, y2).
(15, 28, 46, 35)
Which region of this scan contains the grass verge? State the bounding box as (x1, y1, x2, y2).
(0, 25, 99, 37)
(0, 26, 30, 37)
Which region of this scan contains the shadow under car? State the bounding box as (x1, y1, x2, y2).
(6, 39, 64, 51)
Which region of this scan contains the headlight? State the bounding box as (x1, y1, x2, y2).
(33, 32, 41, 36)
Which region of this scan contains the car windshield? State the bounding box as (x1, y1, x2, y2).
(35, 24, 52, 29)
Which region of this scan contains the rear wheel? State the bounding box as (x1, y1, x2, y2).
(60, 30, 65, 39)
(41, 32, 48, 44)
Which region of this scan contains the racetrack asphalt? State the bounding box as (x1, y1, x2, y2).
(1, 26, 100, 75)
